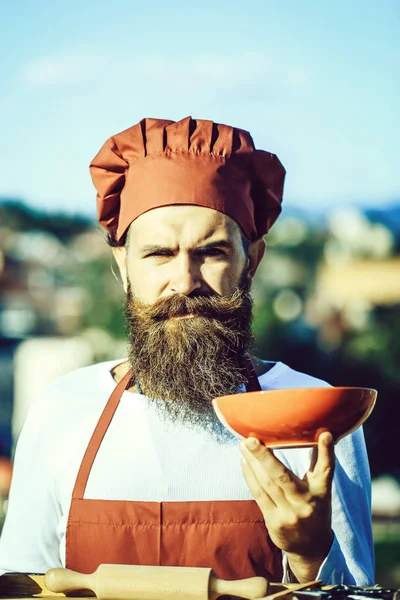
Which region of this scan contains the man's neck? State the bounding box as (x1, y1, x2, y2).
(110, 361, 137, 393)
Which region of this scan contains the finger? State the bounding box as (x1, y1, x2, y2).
(239, 438, 299, 502)
(241, 457, 276, 512)
(309, 445, 318, 473)
(311, 431, 335, 493)
(240, 439, 287, 505)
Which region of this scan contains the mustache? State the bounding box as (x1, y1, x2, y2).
(130, 287, 249, 321)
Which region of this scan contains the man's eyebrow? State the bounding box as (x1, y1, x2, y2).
(138, 240, 234, 254)
(195, 240, 234, 252)
(139, 244, 169, 255)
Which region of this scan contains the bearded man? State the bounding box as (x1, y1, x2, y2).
(0, 117, 374, 585)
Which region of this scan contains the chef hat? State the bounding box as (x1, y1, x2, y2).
(90, 116, 286, 242)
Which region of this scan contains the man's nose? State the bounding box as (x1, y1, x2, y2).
(170, 255, 202, 296)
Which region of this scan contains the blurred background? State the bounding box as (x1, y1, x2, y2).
(0, 0, 399, 586)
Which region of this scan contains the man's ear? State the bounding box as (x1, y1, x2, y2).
(112, 246, 128, 293)
(247, 238, 266, 281)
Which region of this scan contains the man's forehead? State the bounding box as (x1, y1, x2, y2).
(129, 205, 242, 246)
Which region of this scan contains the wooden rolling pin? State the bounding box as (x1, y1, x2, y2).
(44, 565, 268, 600)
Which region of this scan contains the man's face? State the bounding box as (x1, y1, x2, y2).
(112, 205, 265, 439)
(118, 205, 249, 302)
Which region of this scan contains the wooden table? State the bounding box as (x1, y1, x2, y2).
(0, 574, 81, 600)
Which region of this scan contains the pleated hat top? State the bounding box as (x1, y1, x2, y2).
(90, 116, 286, 241)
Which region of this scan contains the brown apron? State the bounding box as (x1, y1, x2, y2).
(66, 362, 283, 580)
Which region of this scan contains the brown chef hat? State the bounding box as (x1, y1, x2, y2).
(90, 116, 286, 242)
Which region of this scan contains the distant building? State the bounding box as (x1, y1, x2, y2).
(316, 258, 400, 307)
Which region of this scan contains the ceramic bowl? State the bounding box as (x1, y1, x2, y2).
(212, 387, 377, 448)
(0, 458, 12, 495)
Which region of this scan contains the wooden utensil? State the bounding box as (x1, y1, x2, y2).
(44, 565, 268, 600)
(256, 580, 322, 600)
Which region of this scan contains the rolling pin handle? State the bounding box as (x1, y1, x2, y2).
(209, 575, 268, 600)
(44, 568, 95, 594)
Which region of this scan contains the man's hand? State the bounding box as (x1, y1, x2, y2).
(239, 432, 335, 583)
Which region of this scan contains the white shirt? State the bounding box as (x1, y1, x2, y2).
(0, 359, 374, 584)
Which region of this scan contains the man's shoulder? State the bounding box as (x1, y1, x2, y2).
(258, 361, 331, 390)
(48, 359, 120, 388)
(29, 359, 124, 417)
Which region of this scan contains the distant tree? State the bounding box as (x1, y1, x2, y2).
(0, 199, 93, 243)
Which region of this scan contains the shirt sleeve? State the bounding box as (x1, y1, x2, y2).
(280, 426, 374, 584)
(0, 401, 63, 573)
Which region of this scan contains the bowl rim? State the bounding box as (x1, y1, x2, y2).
(212, 386, 378, 403)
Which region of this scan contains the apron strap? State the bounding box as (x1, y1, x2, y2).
(246, 358, 262, 392)
(72, 369, 133, 500)
(72, 357, 260, 499)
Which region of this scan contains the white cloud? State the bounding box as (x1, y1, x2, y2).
(21, 55, 100, 86)
(20, 51, 309, 94)
(135, 53, 272, 83)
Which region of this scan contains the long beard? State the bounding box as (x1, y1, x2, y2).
(125, 276, 255, 440)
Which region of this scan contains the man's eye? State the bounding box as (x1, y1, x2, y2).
(144, 248, 226, 258)
(200, 248, 226, 257)
(146, 251, 172, 258)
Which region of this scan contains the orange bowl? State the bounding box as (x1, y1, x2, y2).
(212, 387, 377, 448)
(0, 458, 12, 495)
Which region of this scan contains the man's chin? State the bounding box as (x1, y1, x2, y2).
(125, 279, 255, 437)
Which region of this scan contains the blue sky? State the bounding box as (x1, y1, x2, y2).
(0, 0, 399, 218)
